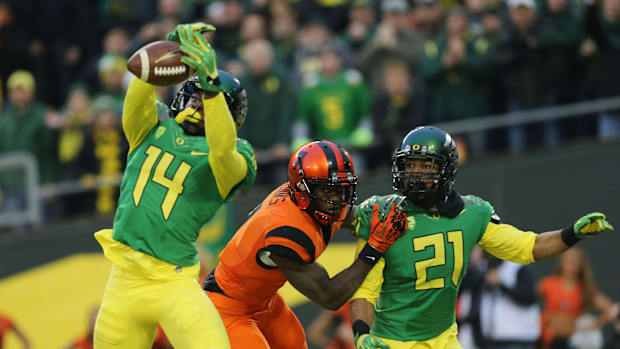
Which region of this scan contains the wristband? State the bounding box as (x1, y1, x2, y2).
(352, 319, 370, 339)
(357, 243, 382, 266)
(561, 225, 580, 246)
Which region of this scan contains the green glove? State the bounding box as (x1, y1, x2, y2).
(355, 334, 390, 349)
(166, 22, 216, 44)
(573, 212, 614, 239)
(351, 127, 374, 148)
(178, 28, 220, 92)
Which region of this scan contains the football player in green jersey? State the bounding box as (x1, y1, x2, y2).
(93, 23, 256, 349)
(346, 126, 614, 349)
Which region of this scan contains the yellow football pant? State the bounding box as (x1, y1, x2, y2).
(374, 322, 462, 349)
(94, 264, 230, 349)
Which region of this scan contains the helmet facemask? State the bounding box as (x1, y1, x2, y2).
(170, 78, 210, 136)
(391, 126, 459, 208)
(393, 154, 450, 206)
(170, 70, 248, 136)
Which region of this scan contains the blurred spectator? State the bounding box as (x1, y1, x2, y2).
(0, 70, 57, 213)
(293, 17, 344, 81)
(94, 54, 127, 116)
(479, 258, 540, 349)
(538, 248, 616, 349)
(609, 304, 620, 349)
(52, 85, 95, 217)
(292, 43, 373, 174)
(356, 0, 426, 92)
(498, 0, 545, 153)
(237, 38, 292, 185)
(75, 99, 128, 216)
(341, 0, 376, 56)
(126, 0, 187, 56)
(21, 1, 100, 107)
(368, 58, 429, 169)
(269, 0, 299, 68)
(0, 312, 30, 348)
(457, 245, 486, 349)
(205, 0, 246, 59)
(240, 12, 268, 44)
(98, 0, 157, 34)
(418, 7, 495, 156)
(295, 0, 351, 33)
(537, 0, 589, 147)
(583, 0, 620, 141)
(412, 0, 444, 41)
(308, 301, 354, 349)
(81, 26, 131, 93)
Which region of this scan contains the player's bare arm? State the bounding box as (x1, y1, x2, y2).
(274, 201, 407, 311)
(350, 298, 374, 326)
(533, 213, 614, 260)
(271, 254, 374, 311)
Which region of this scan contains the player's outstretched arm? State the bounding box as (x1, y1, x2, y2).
(122, 77, 159, 153)
(271, 203, 408, 310)
(533, 212, 614, 260)
(177, 26, 248, 198)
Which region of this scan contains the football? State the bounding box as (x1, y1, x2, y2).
(127, 40, 192, 86)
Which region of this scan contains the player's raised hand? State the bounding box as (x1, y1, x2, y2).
(367, 197, 409, 253)
(573, 212, 614, 239)
(166, 22, 216, 44)
(355, 333, 390, 349)
(178, 29, 220, 92)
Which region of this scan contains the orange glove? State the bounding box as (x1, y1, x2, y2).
(367, 201, 408, 253)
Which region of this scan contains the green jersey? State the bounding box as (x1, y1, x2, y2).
(296, 69, 371, 142)
(113, 118, 256, 267)
(354, 193, 494, 341)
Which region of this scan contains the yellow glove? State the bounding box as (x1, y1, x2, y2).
(573, 212, 614, 239)
(178, 28, 220, 92)
(166, 22, 216, 45)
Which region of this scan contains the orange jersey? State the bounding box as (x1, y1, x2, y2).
(539, 276, 583, 317)
(214, 183, 345, 306)
(539, 275, 583, 346)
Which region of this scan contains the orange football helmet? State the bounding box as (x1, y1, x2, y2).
(288, 140, 358, 225)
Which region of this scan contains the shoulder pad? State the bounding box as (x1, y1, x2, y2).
(462, 194, 494, 211)
(345, 69, 363, 85)
(461, 194, 500, 222)
(302, 73, 320, 88)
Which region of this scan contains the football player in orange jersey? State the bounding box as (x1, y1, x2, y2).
(203, 140, 408, 349)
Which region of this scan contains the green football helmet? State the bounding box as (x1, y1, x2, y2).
(392, 126, 459, 206)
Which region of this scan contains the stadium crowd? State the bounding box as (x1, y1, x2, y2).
(0, 0, 619, 221)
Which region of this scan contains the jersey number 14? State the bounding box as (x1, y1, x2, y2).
(132, 145, 192, 220)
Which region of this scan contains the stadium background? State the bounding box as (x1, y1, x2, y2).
(0, 0, 619, 348)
